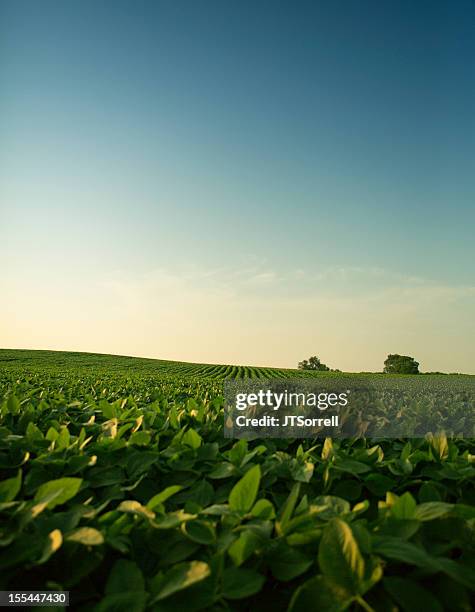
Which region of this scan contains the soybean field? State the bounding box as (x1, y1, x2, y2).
(0, 349, 474, 611)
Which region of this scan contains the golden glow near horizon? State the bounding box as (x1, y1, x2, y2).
(2, 265, 474, 373)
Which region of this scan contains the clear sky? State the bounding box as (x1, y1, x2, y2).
(1, 0, 474, 372)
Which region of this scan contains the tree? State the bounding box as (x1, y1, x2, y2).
(383, 354, 419, 374)
(298, 356, 330, 371)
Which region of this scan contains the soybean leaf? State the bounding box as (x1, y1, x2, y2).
(276, 482, 300, 535)
(312, 496, 351, 520)
(34, 477, 82, 509)
(318, 518, 365, 593)
(229, 465, 261, 513)
(251, 499, 275, 519)
(106, 559, 145, 594)
(414, 502, 454, 521)
(372, 536, 439, 570)
(222, 567, 265, 600)
(0, 470, 21, 502)
(147, 486, 183, 510)
(152, 560, 211, 601)
(370, 537, 475, 589)
(384, 577, 443, 612)
(228, 530, 260, 566)
(182, 428, 202, 450)
(182, 520, 216, 545)
(269, 542, 313, 581)
(288, 575, 354, 612)
(95, 592, 147, 612)
(391, 492, 417, 519)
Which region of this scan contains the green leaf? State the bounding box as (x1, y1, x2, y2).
(418, 482, 442, 502)
(434, 558, 475, 591)
(229, 439, 248, 466)
(147, 486, 183, 510)
(228, 530, 260, 566)
(391, 492, 417, 519)
(128, 431, 151, 446)
(7, 395, 20, 415)
(291, 461, 314, 483)
(333, 458, 371, 474)
(430, 575, 472, 611)
(276, 482, 300, 535)
(453, 504, 475, 520)
(414, 502, 454, 521)
(384, 577, 443, 612)
(26, 421, 43, 441)
(182, 520, 216, 545)
(222, 567, 265, 600)
(182, 428, 202, 449)
(288, 575, 354, 612)
(312, 496, 351, 520)
(251, 498, 275, 519)
(152, 510, 196, 529)
(186, 480, 214, 508)
(126, 451, 159, 479)
(364, 474, 396, 496)
(208, 462, 237, 479)
(269, 542, 313, 581)
(229, 465, 261, 513)
(371, 536, 438, 570)
(88, 466, 124, 487)
(333, 480, 362, 501)
(45, 427, 59, 442)
(0, 470, 21, 502)
(34, 477, 82, 509)
(318, 518, 365, 593)
(95, 592, 147, 612)
(374, 537, 474, 590)
(287, 529, 323, 546)
(106, 559, 145, 594)
(379, 518, 420, 540)
(201, 504, 230, 516)
(57, 426, 71, 449)
(295, 494, 309, 515)
(152, 561, 211, 601)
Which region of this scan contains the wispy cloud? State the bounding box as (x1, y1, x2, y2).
(3, 261, 473, 372)
(99, 263, 475, 314)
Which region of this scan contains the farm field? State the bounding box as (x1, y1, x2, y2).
(0, 349, 474, 611)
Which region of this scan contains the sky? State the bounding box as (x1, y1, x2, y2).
(1, 0, 474, 372)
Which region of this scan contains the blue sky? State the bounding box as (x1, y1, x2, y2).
(1, 1, 474, 371)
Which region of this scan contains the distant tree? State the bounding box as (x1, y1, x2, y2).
(298, 356, 330, 371)
(383, 354, 419, 374)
